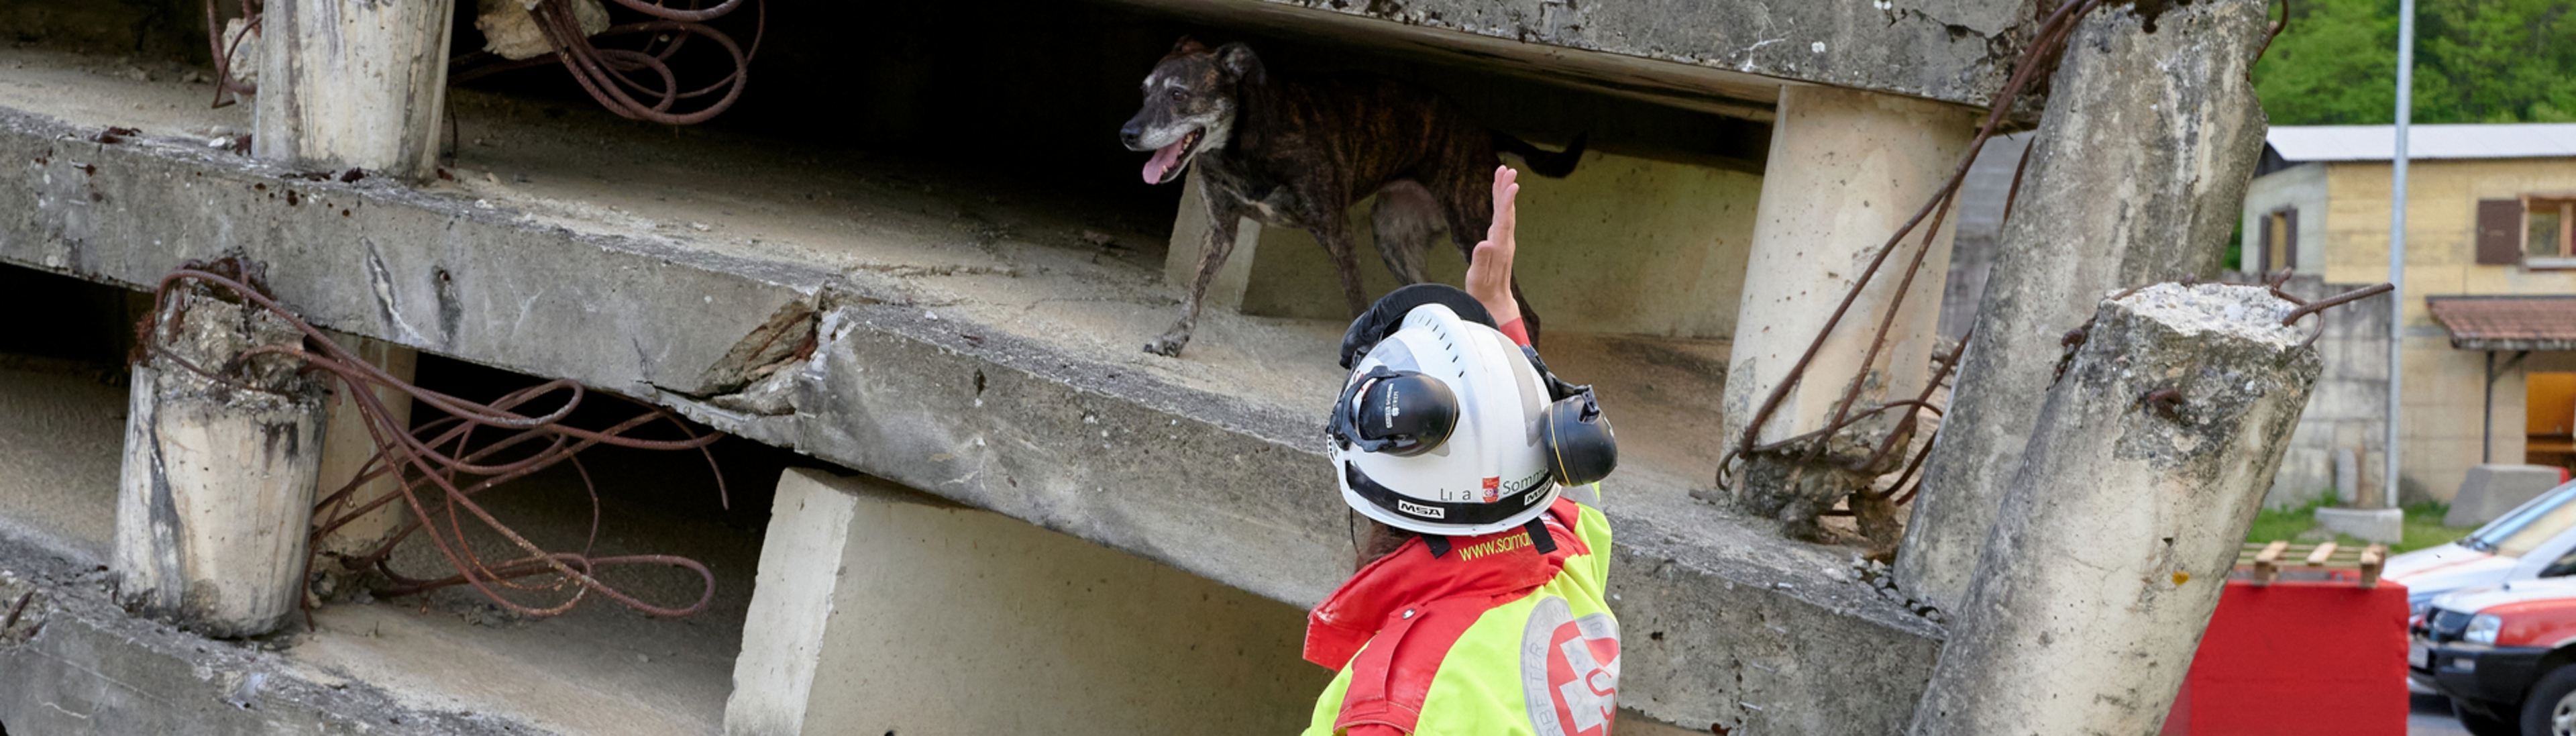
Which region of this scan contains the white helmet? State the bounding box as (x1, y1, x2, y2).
(1330, 299, 1559, 536)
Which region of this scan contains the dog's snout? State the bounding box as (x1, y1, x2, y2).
(1118, 116, 1152, 150)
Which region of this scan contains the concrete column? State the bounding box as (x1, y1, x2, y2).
(1894, 0, 2271, 613)
(113, 284, 328, 638)
(312, 331, 416, 558)
(254, 0, 456, 179)
(1906, 283, 2321, 735)
(724, 468, 1324, 736)
(1714, 85, 1976, 539)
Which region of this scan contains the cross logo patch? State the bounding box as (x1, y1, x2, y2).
(1521, 596, 1620, 736)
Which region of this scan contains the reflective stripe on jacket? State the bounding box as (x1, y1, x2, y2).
(1301, 493, 1617, 736)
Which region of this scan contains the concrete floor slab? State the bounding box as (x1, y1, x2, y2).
(0, 47, 1945, 732)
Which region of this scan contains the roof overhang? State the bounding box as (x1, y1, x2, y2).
(2429, 296, 2576, 351)
(2265, 123, 2576, 163)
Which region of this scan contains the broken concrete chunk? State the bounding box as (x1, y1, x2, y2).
(476, 0, 611, 60)
(1909, 280, 2324, 735)
(221, 19, 260, 89)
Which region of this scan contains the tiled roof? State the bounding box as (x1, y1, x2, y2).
(2428, 296, 2576, 350)
(2268, 124, 2576, 162)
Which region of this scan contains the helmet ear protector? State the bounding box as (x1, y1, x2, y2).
(1521, 346, 1618, 488)
(1328, 366, 1460, 457)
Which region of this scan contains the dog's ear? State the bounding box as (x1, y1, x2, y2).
(1169, 36, 1209, 57)
(1216, 42, 1266, 85)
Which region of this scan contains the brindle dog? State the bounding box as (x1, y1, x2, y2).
(1119, 38, 1584, 357)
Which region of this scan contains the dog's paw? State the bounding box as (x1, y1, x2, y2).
(1143, 330, 1191, 357)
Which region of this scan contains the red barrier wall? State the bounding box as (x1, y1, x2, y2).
(2159, 580, 2410, 735)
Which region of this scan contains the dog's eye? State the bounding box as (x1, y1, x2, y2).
(1168, 89, 1187, 101)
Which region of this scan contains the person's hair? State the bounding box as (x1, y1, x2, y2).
(1352, 515, 1418, 570)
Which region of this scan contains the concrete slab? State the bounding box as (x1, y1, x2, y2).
(0, 48, 1945, 732)
(2446, 464, 2567, 527)
(1108, 0, 2027, 118)
(0, 533, 531, 735)
(2316, 507, 2404, 545)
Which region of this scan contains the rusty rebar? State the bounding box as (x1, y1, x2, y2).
(138, 267, 728, 624)
(201, 0, 260, 108)
(203, 0, 762, 123)
(2281, 282, 2394, 326)
(1717, 0, 2106, 495)
(453, 0, 765, 125)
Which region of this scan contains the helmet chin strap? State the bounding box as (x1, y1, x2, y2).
(1421, 516, 1559, 559)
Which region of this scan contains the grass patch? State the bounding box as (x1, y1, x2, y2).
(2400, 502, 2473, 553)
(2244, 498, 2475, 554)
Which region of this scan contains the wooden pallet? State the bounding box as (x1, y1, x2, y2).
(2232, 541, 2386, 587)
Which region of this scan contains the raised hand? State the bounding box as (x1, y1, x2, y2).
(1465, 165, 1521, 326)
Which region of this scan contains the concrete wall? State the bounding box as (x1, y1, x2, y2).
(2314, 157, 2576, 501)
(2239, 162, 2328, 274)
(731, 468, 1324, 736)
(1216, 150, 1762, 339)
(2261, 275, 2391, 508)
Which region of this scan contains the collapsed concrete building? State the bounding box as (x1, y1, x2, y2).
(0, 0, 2282, 733)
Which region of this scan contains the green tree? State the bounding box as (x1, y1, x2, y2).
(2252, 0, 2576, 124)
(2418, 0, 2576, 121)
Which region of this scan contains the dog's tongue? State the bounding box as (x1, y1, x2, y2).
(1142, 138, 1189, 184)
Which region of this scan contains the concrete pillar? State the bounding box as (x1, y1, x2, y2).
(1907, 282, 2321, 735)
(113, 284, 328, 638)
(724, 468, 1324, 736)
(1894, 0, 2271, 613)
(312, 332, 416, 558)
(1714, 85, 1976, 539)
(254, 0, 456, 179)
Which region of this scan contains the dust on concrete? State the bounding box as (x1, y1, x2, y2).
(0, 358, 126, 563)
(2110, 282, 2304, 346)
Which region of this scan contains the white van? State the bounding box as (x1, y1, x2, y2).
(2390, 479, 2576, 615)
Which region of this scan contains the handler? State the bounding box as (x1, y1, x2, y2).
(1301, 165, 1621, 736)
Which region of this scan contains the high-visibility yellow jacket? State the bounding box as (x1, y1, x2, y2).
(1301, 495, 1618, 736)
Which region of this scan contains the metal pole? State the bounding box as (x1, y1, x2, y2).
(2386, 0, 2416, 509)
(2486, 351, 2496, 464)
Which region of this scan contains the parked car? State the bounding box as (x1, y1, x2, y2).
(2412, 578, 2576, 735)
(2390, 479, 2576, 614)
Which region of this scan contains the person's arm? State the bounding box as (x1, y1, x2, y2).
(1463, 165, 1528, 347)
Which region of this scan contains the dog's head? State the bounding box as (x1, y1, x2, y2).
(1120, 37, 1265, 185)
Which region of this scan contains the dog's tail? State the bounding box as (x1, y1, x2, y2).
(1492, 131, 1588, 178)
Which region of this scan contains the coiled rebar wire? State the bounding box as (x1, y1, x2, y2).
(135, 265, 729, 625)
(451, 0, 765, 125)
(1713, 0, 2294, 510)
(201, 0, 763, 124)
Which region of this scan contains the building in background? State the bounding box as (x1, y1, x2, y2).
(2245, 123, 2576, 505)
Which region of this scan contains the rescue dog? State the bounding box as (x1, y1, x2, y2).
(1120, 38, 1585, 356)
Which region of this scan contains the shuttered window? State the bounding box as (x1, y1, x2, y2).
(2480, 199, 2530, 265)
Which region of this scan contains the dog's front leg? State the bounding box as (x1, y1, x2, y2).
(1313, 222, 1370, 318)
(1146, 205, 1246, 356)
